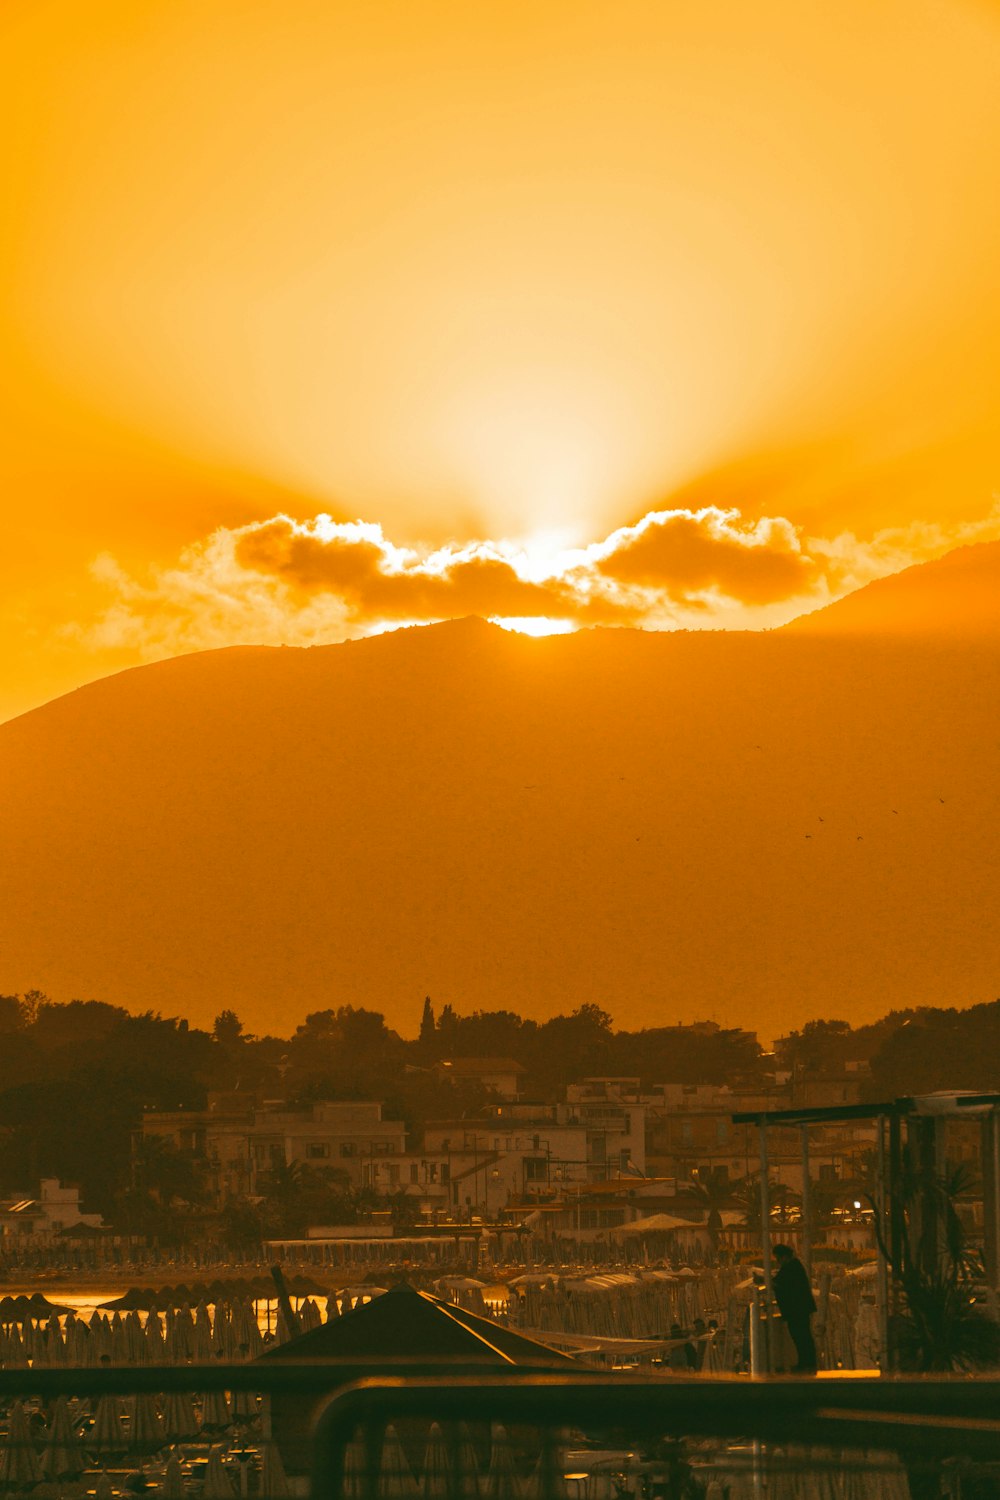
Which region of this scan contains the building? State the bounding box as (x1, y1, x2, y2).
(0, 1179, 103, 1241)
(644, 1079, 876, 1198)
(432, 1057, 527, 1099)
(140, 1094, 407, 1206)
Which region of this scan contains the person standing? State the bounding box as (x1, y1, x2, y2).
(771, 1243, 817, 1373)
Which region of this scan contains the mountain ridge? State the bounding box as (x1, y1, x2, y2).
(2, 545, 998, 1039)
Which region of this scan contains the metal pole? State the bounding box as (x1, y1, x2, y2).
(759, 1121, 773, 1374)
(799, 1123, 812, 1279)
(876, 1115, 890, 1374)
(887, 1111, 906, 1374)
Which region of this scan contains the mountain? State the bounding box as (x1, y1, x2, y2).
(785, 541, 1000, 635)
(1, 546, 998, 1041)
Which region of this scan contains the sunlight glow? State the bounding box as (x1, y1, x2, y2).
(489, 616, 578, 638)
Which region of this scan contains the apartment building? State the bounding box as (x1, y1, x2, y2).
(140, 1093, 406, 1205)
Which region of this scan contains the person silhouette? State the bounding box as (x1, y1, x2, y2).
(772, 1243, 817, 1374)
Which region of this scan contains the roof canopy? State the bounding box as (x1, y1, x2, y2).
(258, 1283, 573, 1365)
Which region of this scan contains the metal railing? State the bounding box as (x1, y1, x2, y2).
(4, 1365, 1000, 1497)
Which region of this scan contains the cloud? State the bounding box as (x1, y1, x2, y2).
(583, 507, 814, 605)
(68, 499, 1000, 661)
(234, 518, 590, 622)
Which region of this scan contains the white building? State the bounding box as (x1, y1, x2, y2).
(0, 1179, 103, 1240)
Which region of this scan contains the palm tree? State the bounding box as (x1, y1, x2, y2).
(733, 1174, 801, 1232)
(869, 1154, 1000, 1372)
(680, 1167, 734, 1256)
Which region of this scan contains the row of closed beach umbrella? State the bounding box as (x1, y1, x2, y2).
(0, 1393, 292, 1496)
(0, 1290, 369, 1369)
(505, 1269, 735, 1341)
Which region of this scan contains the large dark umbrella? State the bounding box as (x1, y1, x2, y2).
(0, 1295, 71, 1324)
(98, 1289, 159, 1313)
(284, 1275, 328, 1297)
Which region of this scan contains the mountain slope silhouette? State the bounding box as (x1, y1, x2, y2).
(1, 546, 998, 1038)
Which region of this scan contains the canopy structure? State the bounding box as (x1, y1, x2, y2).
(613, 1213, 702, 1236)
(259, 1282, 572, 1365)
(258, 1282, 571, 1475)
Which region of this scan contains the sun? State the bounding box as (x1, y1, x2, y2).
(489, 616, 578, 638)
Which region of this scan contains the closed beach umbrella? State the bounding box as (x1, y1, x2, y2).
(110, 1315, 130, 1367)
(89, 1313, 113, 1363)
(42, 1319, 67, 1366)
(172, 1307, 196, 1363)
(484, 1426, 521, 1500)
(162, 1315, 182, 1367)
(125, 1311, 147, 1366)
(95, 1471, 115, 1500)
(454, 1426, 481, 1500)
(145, 1312, 167, 1364)
(162, 1391, 199, 1444)
(230, 1384, 257, 1425)
(89, 1395, 127, 1460)
(200, 1387, 231, 1436)
(69, 1317, 94, 1366)
(378, 1426, 419, 1500)
(202, 1447, 235, 1500)
(127, 1393, 165, 1455)
(259, 1441, 290, 1499)
(1, 1327, 27, 1370)
(161, 1453, 185, 1500)
(298, 1299, 322, 1332)
(41, 1396, 85, 1481)
(192, 1309, 214, 1365)
(0, 1399, 43, 1490)
(341, 1437, 369, 1500)
(421, 1424, 450, 1500)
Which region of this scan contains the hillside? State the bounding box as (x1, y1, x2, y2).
(1, 547, 998, 1039)
(785, 541, 1000, 635)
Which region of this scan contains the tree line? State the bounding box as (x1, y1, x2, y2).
(1, 989, 999, 1227)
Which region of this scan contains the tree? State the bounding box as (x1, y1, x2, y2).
(213, 1010, 245, 1048)
(258, 1160, 357, 1237)
(132, 1135, 205, 1208)
(437, 1004, 457, 1043)
(220, 1198, 265, 1256)
(419, 997, 436, 1045)
(0, 996, 25, 1034)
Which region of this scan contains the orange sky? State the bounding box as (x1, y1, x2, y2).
(2, 0, 1000, 721)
